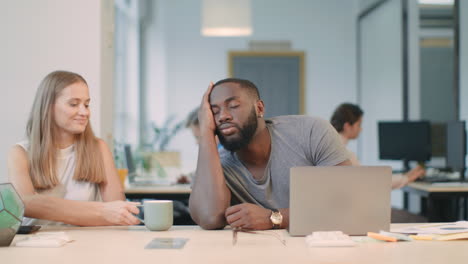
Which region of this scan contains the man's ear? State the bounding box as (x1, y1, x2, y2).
(343, 122, 352, 132)
(256, 100, 265, 118)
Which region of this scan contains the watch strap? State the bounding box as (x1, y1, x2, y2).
(270, 209, 282, 229)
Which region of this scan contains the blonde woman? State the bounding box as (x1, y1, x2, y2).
(8, 71, 140, 226)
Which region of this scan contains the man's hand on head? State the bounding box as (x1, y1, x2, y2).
(225, 203, 273, 230)
(198, 82, 217, 135)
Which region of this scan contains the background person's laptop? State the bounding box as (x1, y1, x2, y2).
(289, 166, 392, 236)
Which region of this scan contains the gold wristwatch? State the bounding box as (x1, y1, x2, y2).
(270, 209, 283, 229)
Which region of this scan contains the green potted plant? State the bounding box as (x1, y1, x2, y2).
(144, 115, 185, 177)
(0, 183, 24, 246)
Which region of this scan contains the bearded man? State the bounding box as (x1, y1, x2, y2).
(189, 78, 351, 230)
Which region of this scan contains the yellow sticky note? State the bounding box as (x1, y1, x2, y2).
(409, 235, 433, 241)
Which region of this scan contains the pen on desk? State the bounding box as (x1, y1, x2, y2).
(379, 231, 412, 241)
(232, 228, 240, 246)
(232, 228, 286, 246)
(367, 232, 397, 242)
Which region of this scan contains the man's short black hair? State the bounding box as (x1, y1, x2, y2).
(213, 78, 261, 100)
(330, 103, 364, 133)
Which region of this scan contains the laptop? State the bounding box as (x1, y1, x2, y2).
(288, 166, 392, 236)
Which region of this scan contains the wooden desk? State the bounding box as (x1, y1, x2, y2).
(125, 184, 191, 200)
(2, 225, 468, 264)
(402, 182, 468, 222)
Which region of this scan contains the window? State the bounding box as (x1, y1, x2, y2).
(114, 0, 141, 146)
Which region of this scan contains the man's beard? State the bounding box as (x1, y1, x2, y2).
(216, 108, 258, 152)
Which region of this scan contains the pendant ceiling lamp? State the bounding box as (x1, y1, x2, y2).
(201, 0, 253, 37)
(419, 0, 453, 5)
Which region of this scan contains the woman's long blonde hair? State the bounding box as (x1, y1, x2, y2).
(26, 71, 106, 189)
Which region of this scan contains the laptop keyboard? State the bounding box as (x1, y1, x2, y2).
(417, 175, 462, 183)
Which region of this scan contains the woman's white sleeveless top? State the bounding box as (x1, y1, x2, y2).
(17, 141, 101, 226)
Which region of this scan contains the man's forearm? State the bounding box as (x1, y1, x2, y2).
(189, 134, 231, 229)
(278, 208, 289, 229)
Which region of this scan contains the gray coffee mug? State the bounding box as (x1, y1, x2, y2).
(137, 200, 173, 231)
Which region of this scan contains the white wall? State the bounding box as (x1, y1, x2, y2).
(0, 0, 113, 183)
(147, 0, 358, 172)
(408, 0, 420, 120)
(358, 0, 403, 168)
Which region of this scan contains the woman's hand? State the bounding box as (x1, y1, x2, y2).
(100, 201, 141, 226)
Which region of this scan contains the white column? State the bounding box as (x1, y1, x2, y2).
(0, 0, 113, 182)
(460, 0, 468, 175)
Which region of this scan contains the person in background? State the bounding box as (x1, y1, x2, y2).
(8, 70, 141, 226)
(330, 103, 425, 189)
(179, 107, 223, 185)
(186, 107, 202, 145)
(186, 107, 222, 149)
(174, 107, 203, 184)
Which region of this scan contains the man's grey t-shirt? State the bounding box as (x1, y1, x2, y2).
(219, 115, 349, 209)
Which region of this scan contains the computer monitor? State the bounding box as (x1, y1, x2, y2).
(378, 121, 432, 163)
(446, 121, 466, 178)
(431, 123, 447, 157)
(124, 144, 136, 175)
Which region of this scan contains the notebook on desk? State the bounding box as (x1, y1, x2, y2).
(288, 166, 392, 236)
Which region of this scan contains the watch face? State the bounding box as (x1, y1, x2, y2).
(271, 211, 283, 225)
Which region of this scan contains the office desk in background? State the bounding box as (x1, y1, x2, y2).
(125, 183, 191, 200)
(3, 225, 468, 264)
(402, 182, 468, 222)
(125, 183, 194, 225)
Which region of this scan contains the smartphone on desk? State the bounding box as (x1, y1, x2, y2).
(17, 225, 41, 234)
